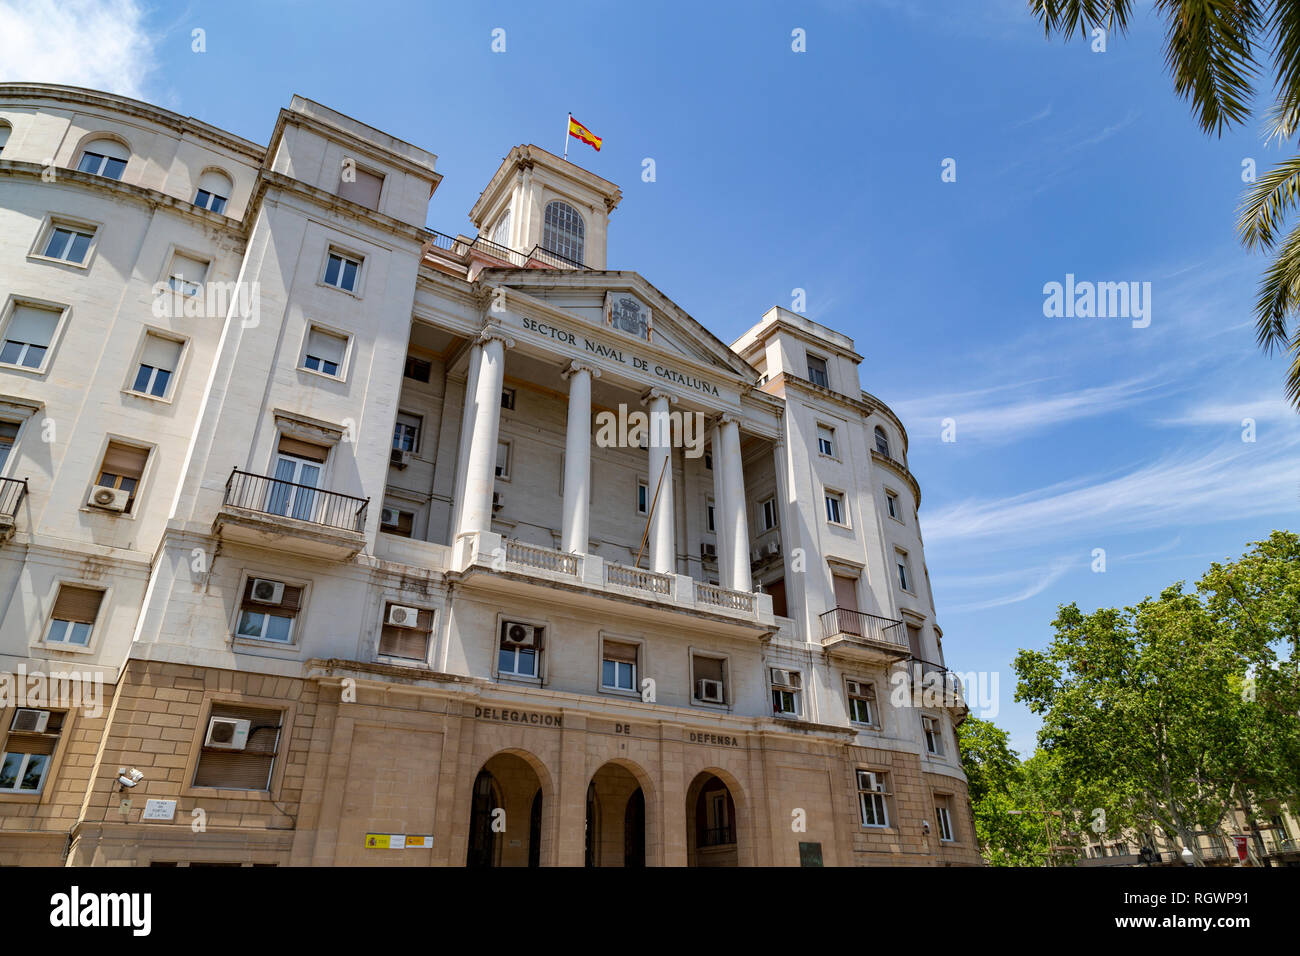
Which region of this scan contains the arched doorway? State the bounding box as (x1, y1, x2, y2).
(465, 752, 546, 867)
(686, 771, 738, 867)
(585, 762, 648, 867)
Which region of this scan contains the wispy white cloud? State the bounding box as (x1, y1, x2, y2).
(925, 436, 1300, 544)
(893, 375, 1166, 444)
(1159, 392, 1299, 428)
(938, 556, 1075, 613)
(0, 0, 155, 99)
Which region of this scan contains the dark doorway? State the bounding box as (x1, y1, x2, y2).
(624, 787, 646, 867)
(466, 769, 497, 867)
(528, 790, 542, 868)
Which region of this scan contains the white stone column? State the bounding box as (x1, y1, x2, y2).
(456, 330, 513, 538)
(448, 342, 483, 541)
(561, 360, 599, 553)
(710, 421, 732, 586)
(643, 388, 678, 574)
(717, 414, 752, 591)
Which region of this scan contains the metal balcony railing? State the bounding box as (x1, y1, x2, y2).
(0, 476, 27, 518)
(819, 608, 907, 646)
(424, 230, 589, 271)
(698, 825, 736, 848)
(223, 469, 368, 533)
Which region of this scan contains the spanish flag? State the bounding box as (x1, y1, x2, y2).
(568, 115, 602, 152)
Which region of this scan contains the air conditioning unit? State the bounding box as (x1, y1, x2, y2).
(846, 679, 872, 698)
(502, 622, 535, 646)
(249, 578, 285, 605)
(380, 507, 401, 527)
(11, 708, 50, 733)
(770, 668, 801, 689)
(696, 678, 724, 703)
(387, 604, 420, 628)
(87, 485, 129, 512)
(492, 491, 505, 512)
(390, 448, 411, 468)
(858, 771, 885, 793)
(700, 543, 717, 560)
(204, 716, 250, 750)
(750, 549, 763, 565)
(765, 540, 782, 557)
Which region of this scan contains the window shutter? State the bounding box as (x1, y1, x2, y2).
(101, 442, 148, 480)
(603, 641, 637, 663)
(169, 253, 208, 284)
(693, 656, 723, 683)
(306, 328, 346, 365)
(6, 304, 59, 347)
(338, 168, 384, 210)
(140, 334, 182, 371)
(52, 585, 103, 623)
(194, 704, 281, 790)
(277, 435, 329, 462)
(379, 609, 432, 660)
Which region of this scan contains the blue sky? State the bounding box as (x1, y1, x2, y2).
(5, 0, 1298, 754)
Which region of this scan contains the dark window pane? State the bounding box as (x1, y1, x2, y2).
(324, 255, 341, 286)
(133, 364, 153, 392)
(341, 259, 358, 290)
(211, 195, 227, 214)
(150, 368, 171, 397)
(68, 231, 92, 263)
(21, 344, 46, 368)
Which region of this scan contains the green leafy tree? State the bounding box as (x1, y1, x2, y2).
(1031, 1, 1300, 407)
(956, 717, 1053, 865)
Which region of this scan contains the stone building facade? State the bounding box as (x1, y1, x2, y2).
(0, 83, 978, 866)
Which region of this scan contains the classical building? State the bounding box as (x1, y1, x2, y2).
(0, 83, 977, 867)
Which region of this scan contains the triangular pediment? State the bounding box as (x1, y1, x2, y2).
(487, 270, 757, 381)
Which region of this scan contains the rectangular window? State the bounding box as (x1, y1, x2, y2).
(193, 189, 227, 214)
(1, 302, 60, 370)
(96, 442, 149, 513)
(824, 491, 845, 525)
(0, 709, 64, 793)
(45, 585, 104, 646)
(692, 654, 726, 703)
(338, 167, 384, 210)
(706, 499, 715, 533)
(886, 492, 899, 520)
(770, 668, 802, 716)
(167, 252, 208, 297)
(857, 770, 890, 828)
(636, 479, 648, 515)
(922, 715, 943, 755)
(935, 795, 955, 842)
(761, 496, 777, 531)
(499, 620, 542, 678)
(302, 327, 346, 377)
(601, 640, 638, 692)
(393, 412, 421, 453)
(323, 251, 361, 292)
(0, 420, 19, 471)
(193, 703, 282, 791)
(404, 355, 431, 382)
(816, 424, 835, 457)
(41, 224, 94, 264)
(131, 333, 182, 399)
(380, 507, 414, 537)
(807, 354, 829, 388)
(501, 387, 516, 410)
(897, 553, 912, 592)
(378, 603, 434, 662)
(234, 578, 303, 644)
(495, 440, 511, 479)
(77, 151, 126, 180)
(847, 679, 875, 725)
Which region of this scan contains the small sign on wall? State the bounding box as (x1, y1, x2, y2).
(364, 833, 434, 849)
(141, 799, 177, 821)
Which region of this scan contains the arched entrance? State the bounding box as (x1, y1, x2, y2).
(465, 751, 546, 867)
(585, 762, 648, 867)
(686, 771, 738, 867)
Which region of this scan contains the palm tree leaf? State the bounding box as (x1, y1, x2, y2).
(1250, 222, 1300, 365)
(1237, 152, 1300, 250)
(1029, 0, 1134, 40)
(1264, 2, 1300, 139)
(1154, 0, 1266, 136)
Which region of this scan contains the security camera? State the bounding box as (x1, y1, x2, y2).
(117, 768, 144, 789)
(921, 820, 931, 835)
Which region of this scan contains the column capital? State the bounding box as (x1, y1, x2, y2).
(562, 359, 601, 381)
(477, 327, 516, 350)
(640, 386, 679, 407)
(716, 412, 743, 428)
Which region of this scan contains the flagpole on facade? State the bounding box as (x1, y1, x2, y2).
(563, 111, 571, 160)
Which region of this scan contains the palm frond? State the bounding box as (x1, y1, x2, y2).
(1250, 221, 1300, 365)
(1029, 0, 1134, 41)
(1236, 152, 1300, 251)
(1154, 0, 1266, 136)
(1264, 2, 1300, 139)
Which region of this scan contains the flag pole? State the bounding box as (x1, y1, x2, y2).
(563, 111, 571, 161)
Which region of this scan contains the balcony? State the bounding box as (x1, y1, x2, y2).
(451, 530, 774, 634)
(426, 230, 588, 272)
(819, 608, 910, 664)
(0, 477, 27, 542)
(909, 658, 970, 720)
(213, 468, 369, 559)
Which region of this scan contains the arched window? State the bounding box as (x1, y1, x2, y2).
(874, 426, 890, 458)
(76, 137, 130, 180)
(490, 209, 512, 247)
(194, 169, 233, 214)
(0, 123, 11, 158)
(542, 200, 584, 265)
